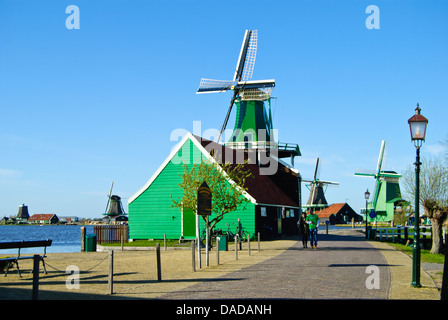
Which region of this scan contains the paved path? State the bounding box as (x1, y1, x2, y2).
(162, 229, 390, 299)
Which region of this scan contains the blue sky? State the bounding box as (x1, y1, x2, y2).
(1, 1, 447, 219)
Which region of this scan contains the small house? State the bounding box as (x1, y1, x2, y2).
(316, 203, 362, 225)
(128, 132, 301, 241)
(28, 214, 59, 224)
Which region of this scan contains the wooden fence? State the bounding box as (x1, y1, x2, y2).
(93, 225, 129, 244)
(373, 225, 442, 249)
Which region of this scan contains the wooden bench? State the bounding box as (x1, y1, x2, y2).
(0, 240, 52, 277)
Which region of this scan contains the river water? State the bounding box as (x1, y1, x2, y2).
(0, 225, 93, 254)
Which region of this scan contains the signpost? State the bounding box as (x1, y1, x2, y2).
(197, 182, 212, 267)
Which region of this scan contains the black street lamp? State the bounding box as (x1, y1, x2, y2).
(364, 189, 370, 239)
(408, 103, 428, 288)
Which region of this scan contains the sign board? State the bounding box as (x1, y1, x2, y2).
(369, 210, 377, 219)
(197, 181, 212, 216)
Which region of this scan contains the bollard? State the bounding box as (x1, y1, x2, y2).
(235, 236, 238, 260)
(164, 233, 167, 251)
(121, 232, 124, 251)
(191, 240, 196, 272)
(156, 243, 162, 281)
(80, 227, 86, 252)
(216, 237, 220, 265)
(258, 232, 260, 252)
(248, 234, 251, 256)
(32, 255, 40, 300)
(108, 250, 114, 295)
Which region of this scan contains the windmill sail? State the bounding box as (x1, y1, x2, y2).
(196, 29, 300, 163)
(354, 140, 403, 222)
(303, 158, 339, 207)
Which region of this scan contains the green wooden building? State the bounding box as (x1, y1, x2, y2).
(128, 132, 300, 241)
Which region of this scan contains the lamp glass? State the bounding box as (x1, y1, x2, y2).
(364, 190, 370, 200)
(409, 121, 427, 141)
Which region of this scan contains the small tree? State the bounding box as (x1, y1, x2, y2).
(171, 158, 253, 247)
(402, 156, 448, 254)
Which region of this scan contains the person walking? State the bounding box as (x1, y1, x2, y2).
(298, 211, 309, 248)
(306, 210, 320, 249)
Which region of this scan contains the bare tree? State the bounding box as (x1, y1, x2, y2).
(402, 156, 448, 254)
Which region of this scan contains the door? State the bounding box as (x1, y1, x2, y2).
(182, 208, 196, 239)
(277, 208, 282, 234)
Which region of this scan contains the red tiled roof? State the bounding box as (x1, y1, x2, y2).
(28, 214, 57, 221)
(316, 203, 346, 218)
(194, 135, 299, 208)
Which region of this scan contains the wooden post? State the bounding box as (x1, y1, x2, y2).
(248, 234, 251, 256)
(216, 237, 220, 265)
(258, 232, 260, 252)
(191, 240, 196, 272)
(80, 227, 86, 252)
(156, 243, 162, 281)
(164, 233, 167, 251)
(121, 232, 124, 251)
(235, 236, 238, 260)
(32, 255, 40, 300)
(108, 250, 114, 295)
(205, 217, 209, 267)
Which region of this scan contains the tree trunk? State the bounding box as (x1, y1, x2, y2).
(430, 218, 444, 254)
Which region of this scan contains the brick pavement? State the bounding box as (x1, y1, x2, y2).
(162, 229, 390, 299)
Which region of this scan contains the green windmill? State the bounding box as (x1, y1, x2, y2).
(196, 30, 300, 163)
(355, 140, 406, 222)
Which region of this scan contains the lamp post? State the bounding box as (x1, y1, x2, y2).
(408, 103, 428, 288)
(364, 189, 370, 239)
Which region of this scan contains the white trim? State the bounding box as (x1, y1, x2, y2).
(128, 132, 192, 203)
(128, 132, 256, 204)
(256, 203, 299, 209)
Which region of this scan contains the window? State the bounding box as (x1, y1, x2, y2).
(260, 207, 267, 217)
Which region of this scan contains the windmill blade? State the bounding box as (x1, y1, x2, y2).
(240, 29, 257, 81)
(372, 178, 381, 208)
(313, 158, 320, 180)
(217, 90, 239, 142)
(105, 181, 114, 213)
(197, 78, 235, 94)
(376, 140, 386, 174)
(354, 169, 376, 177)
(234, 79, 275, 90)
(301, 179, 314, 183)
(319, 180, 340, 186)
(378, 171, 402, 178)
(234, 30, 255, 82)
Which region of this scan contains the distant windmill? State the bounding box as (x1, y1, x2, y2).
(303, 158, 339, 211)
(103, 181, 127, 220)
(196, 29, 300, 162)
(355, 140, 405, 222)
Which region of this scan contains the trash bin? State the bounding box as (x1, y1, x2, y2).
(85, 234, 97, 252)
(217, 235, 228, 251)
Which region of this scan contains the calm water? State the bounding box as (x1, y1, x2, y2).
(0, 225, 93, 254)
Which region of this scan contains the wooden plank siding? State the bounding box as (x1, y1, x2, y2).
(128, 138, 256, 240)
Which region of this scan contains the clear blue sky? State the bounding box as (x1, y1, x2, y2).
(1, 1, 447, 219)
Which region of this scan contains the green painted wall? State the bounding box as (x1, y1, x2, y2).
(128, 138, 256, 240)
(229, 99, 272, 143)
(367, 179, 402, 222)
